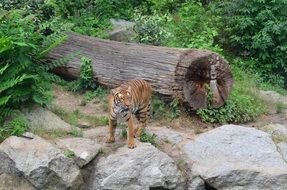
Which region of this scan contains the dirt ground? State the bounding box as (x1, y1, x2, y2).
(51, 85, 287, 136)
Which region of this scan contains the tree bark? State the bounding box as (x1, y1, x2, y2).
(46, 33, 233, 109)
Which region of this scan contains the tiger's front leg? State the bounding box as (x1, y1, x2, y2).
(127, 116, 136, 149)
(107, 118, 116, 143)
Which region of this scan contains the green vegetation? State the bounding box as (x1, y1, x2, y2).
(63, 149, 76, 158)
(1, 0, 286, 134)
(68, 57, 97, 92)
(140, 129, 157, 146)
(219, 0, 287, 86)
(197, 64, 267, 124)
(50, 106, 108, 127)
(276, 103, 287, 114)
(151, 96, 182, 120)
(0, 115, 29, 141)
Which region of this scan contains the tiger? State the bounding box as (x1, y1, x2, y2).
(107, 79, 152, 149)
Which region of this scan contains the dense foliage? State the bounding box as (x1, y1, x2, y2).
(0, 0, 286, 127)
(219, 0, 287, 86)
(0, 9, 73, 124)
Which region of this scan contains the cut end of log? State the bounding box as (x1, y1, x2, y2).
(180, 50, 233, 109)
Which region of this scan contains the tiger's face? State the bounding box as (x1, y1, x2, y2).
(111, 86, 132, 113)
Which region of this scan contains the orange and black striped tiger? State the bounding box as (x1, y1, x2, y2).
(107, 79, 152, 148)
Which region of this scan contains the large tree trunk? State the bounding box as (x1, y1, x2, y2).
(47, 33, 233, 109)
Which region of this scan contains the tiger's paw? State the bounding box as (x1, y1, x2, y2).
(128, 141, 136, 149)
(106, 136, 115, 143)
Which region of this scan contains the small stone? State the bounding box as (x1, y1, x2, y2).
(21, 132, 34, 139)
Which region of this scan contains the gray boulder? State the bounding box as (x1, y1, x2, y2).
(55, 137, 102, 167)
(83, 126, 122, 143)
(87, 142, 184, 190)
(259, 90, 287, 105)
(23, 106, 77, 132)
(109, 18, 136, 42)
(0, 173, 36, 190)
(184, 125, 287, 190)
(148, 127, 184, 145)
(0, 135, 83, 189)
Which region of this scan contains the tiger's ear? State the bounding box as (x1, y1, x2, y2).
(111, 88, 118, 95)
(127, 86, 132, 93)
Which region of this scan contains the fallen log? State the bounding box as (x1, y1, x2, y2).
(47, 33, 233, 109)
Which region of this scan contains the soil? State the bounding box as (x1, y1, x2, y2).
(51, 84, 287, 137)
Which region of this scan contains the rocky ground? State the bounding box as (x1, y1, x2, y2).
(0, 85, 286, 190)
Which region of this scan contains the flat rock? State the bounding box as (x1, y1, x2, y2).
(83, 126, 122, 143)
(261, 123, 287, 142)
(109, 18, 136, 42)
(148, 127, 184, 145)
(55, 137, 103, 167)
(87, 142, 184, 190)
(259, 90, 287, 105)
(184, 125, 287, 190)
(23, 106, 75, 132)
(0, 173, 36, 190)
(0, 135, 83, 189)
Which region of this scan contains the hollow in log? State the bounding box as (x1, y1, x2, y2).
(47, 33, 233, 109)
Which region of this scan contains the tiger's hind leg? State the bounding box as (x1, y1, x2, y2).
(134, 102, 151, 138)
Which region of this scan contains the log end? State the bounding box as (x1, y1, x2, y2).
(180, 50, 233, 109)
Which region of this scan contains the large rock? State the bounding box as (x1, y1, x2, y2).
(259, 90, 287, 105)
(83, 126, 122, 143)
(184, 125, 287, 190)
(23, 106, 77, 132)
(148, 127, 184, 145)
(55, 137, 102, 167)
(109, 18, 136, 42)
(0, 173, 36, 190)
(87, 142, 184, 190)
(0, 135, 83, 189)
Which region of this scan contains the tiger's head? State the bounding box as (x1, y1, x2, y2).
(111, 86, 132, 113)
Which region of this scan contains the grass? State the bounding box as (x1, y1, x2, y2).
(272, 134, 287, 144)
(50, 106, 109, 127)
(177, 159, 187, 172)
(140, 129, 157, 146)
(31, 127, 83, 139)
(63, 149, 76, 158)
(0, 115, 29, 142)
(276, 102, 287, 114)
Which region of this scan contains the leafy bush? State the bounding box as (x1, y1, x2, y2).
(219, 0, 287, 86)
(68, 57, 96, 92)
(167, 2, 222, 52)
(133, 11, 171, 46)
(0, 10, 74, 123)
(0, 115, 29, 141)
(140, 129, 157, 146)
(151, 96, 182, 120)
(197, 64, 267, 124)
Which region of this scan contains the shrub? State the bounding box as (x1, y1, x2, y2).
(166, 2, 222, 52)
(0, 10, 73, 123)
(0, 115, 29, 141)
(219, 0, 287, 86)
(68, 57, 96, 92)
(133, 11, 171, 46)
